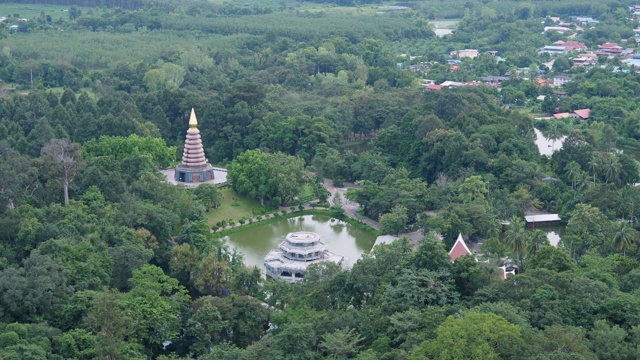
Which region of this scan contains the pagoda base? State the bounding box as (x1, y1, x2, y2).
(174, 166, 215, 183)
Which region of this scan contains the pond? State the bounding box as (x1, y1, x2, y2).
(430, 19, 459, 37)
(619, 146, 640, 163)
(535, 225, 565, 247)
(223, 215, 377, 270)
(534, 128, 565, 156)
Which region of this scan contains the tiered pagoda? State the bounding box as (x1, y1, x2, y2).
(174, 108, 215, 183)
(264, 232, 346, 283)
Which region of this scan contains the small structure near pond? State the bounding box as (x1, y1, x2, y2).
(525, 214, 561, 228)
(264, 232, 347, 283)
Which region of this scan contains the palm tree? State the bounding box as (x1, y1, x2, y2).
(589, 154, 602, 187)
(503, 216, 529, 270)
(545, 122, 564, 151)
(600, 153, 621, 185)
(614, 188, 630, 220)
(565, 161, 581, 191)
(529, 229, 549, 254)
(613, 222, 636, 257)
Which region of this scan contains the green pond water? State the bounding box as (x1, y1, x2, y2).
(223, 215, 377, 270)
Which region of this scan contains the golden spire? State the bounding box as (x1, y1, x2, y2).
(189, 108, 198, 129)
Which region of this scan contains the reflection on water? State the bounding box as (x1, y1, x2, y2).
(435, 29, 453, 36)
(546, 231, 561, 246)
(534, 128, 565, 156)
(530, 225, 565, 247)
(224, 215, 376, 270)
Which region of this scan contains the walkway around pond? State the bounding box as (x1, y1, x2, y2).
(322, 178, 380, 230)
(211, 179, 381, 233)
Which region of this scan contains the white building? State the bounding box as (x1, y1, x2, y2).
(264, 232, 347, 283)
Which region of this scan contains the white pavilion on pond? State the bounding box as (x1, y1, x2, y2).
(264, 232, 346, 283)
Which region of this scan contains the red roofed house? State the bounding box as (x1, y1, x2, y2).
(597, 42, 623, 56)
(572, 108, 590, 120)
(449, 233, 473, 262)
(426, 84, 443, 91)
(554, 40, 587, 51)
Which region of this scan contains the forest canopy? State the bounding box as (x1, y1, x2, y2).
(2, 0, 640, 358)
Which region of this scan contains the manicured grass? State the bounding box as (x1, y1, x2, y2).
(206, 186, 265, 226)
(298, 183, 314, 201)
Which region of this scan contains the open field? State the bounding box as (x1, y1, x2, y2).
(0, 4, 83, 21)
(206, 186, 265, 226)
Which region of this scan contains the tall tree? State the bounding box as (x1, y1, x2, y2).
(40, 138, 85, 205)
(85, 290, 141, 360)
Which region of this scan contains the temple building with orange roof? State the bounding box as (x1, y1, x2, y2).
(448, 233, 474, 262)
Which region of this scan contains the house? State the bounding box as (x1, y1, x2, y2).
(553, 90, 568, 98)
(425, 84, 443, 91)
(535, 78, 549, 86)
(545, 26, 572, 33)
(408, 62, 430, 72)
(440, 81, 464, 88)
(554, 40, 587, 51)
(449, 234, 473, 262)
(553, 112, 572, 119)
(540, 45, 567, 55)
(553, 75, 571, 86)
(372, 235, 399, 249)
(524, 214, 561, 228)
(8, 25, 19, 32)
(481, 76, 509, 86)
(576, 16, 599, 24)
(500, 265, 517, 280)
(487, 50, 498, 56)
(572, 108, 590, 120)
(597, 42, 623, 56)
(450, 49, 479, 59)
(573, 55, 596, 67)
(624, 58, 640, 67)
(548, 16, 561, 23)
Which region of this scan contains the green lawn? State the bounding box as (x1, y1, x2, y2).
(206, 186, 265, 226)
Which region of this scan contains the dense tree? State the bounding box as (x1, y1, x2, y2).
(228, 149, 306, 206)
(410, 312, 526, 360)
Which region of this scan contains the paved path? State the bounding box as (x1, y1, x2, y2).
(323, 178, 380, 230)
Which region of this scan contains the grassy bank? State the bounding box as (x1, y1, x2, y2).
(212, 208, 378, 238)
(206, 187, 266, 226)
